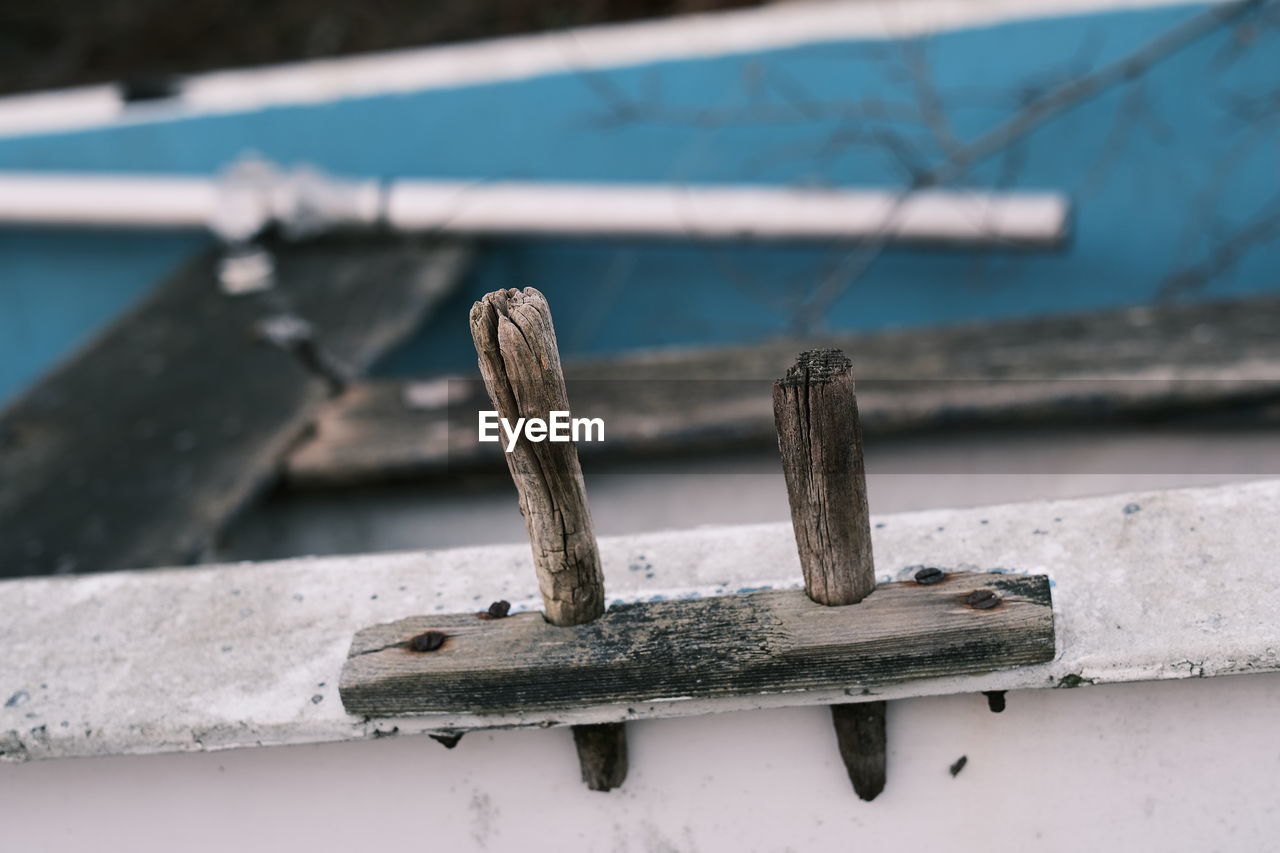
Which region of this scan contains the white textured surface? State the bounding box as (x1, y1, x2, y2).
(4, 675, 1280, 852)
(2, 478, 1278, 763)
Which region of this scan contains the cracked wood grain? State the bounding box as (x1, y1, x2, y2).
(469, 288, 605, 626)
(773, 348, 885, 800)
(467, 287, 624, 791)
(773, 349, 875, 607)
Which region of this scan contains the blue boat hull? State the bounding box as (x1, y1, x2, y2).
(2, 2, 1277, 402)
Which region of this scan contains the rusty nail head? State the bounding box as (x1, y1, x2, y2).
(488, 600, 511, 618)
(914, 567, 945, 585)
(409, 630, 447, 652)
(967, 589, 1001, 610)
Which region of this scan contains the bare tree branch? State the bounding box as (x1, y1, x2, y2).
(1157, 192, 1280, 300)
(794, 0, 1269, 331)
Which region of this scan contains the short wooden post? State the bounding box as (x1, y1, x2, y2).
(773, 348, 886, 800)
(469, 287, 627, 791)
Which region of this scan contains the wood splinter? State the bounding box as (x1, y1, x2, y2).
(773, 348, 886, 801)
(469, 286, 626, 792)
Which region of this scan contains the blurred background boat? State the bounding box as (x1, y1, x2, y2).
(3, 0, 1279, 567)
(3, 0, 1278, 405)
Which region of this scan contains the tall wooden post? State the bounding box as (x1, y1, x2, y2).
(469, 287, 627, 791)
(772, 348, 886, 800)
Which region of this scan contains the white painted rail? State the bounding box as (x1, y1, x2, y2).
(2, 478, 1277, 763)
(0, 169, 1067, 245)
(386, 183, 1067, 243)
(0, 173, 219, 229)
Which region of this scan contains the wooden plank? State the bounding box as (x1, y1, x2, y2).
(0, 236, 470, 578)
(338, 572, 1055, 717)
(285, 294, 1280, 486)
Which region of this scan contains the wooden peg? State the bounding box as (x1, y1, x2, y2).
(773, 348, 886, 801)
(830, 701, 886, 799)
(468, 287, 627, 791)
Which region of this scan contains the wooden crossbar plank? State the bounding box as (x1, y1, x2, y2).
(0, 237, 470, 578)
(339, 572, 1054, 716)
(286, 294, 1280, 486)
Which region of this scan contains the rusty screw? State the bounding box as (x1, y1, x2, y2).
(914, 567, 945, 585)
(409, 630, 447, 652)
(966, 589, 1001, 610)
